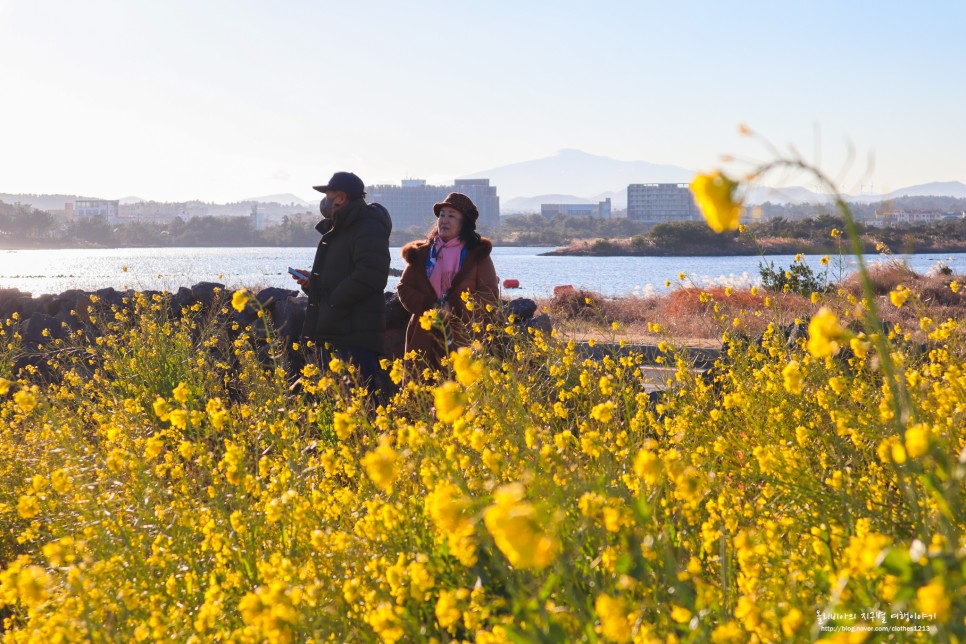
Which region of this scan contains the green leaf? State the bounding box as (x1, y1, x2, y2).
(504, 627, 538, 644)
(879, 546, 913, 581)
(616, 552, 634, 575)
(919, 473, 955, 522)
(538, 573, 560, 602)
(635, 496, 652, 522)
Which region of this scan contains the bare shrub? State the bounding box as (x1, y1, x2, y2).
(546, 288, 608, 321)
(839, 258, 919, 296)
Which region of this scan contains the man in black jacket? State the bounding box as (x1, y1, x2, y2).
(293, 171, 392, 389)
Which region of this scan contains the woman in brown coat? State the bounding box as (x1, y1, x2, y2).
(397, 192, 499, 367)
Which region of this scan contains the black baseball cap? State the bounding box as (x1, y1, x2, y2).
(313, 172, 365, 199)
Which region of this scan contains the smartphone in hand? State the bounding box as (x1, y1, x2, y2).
(288, 267, 309, 278)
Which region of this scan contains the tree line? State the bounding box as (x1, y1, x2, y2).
(551, 214, 966, 256)
(3, 197, 966, 252)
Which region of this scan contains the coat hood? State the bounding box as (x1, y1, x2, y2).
(319, 199, 393, 239)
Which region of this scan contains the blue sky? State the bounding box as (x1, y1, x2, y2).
(1, 0, 964, 202)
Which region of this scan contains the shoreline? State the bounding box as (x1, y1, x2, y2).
(542, 241, 966, 257)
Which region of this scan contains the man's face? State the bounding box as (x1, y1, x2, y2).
(321, 190, 348, 218)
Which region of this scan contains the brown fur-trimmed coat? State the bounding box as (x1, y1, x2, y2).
(397, 237, 499, 364)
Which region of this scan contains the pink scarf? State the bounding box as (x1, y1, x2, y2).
(428, 237, 465, 299)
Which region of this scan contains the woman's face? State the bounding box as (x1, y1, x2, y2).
(437, 206, 464, 242)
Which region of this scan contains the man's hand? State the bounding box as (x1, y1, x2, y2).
(290, 269, 310, 288)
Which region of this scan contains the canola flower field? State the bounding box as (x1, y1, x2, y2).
(0, 165, 964, 642)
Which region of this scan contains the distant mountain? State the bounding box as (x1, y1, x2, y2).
(744, 185, 834, 206)
(460, 149, 693, 201)
(241, 193, 311, 206)
(0, 193, 88, 211)
(884, 181, 966, 200)
(745, 181, 966, 206)
(461, 150, 965, 212)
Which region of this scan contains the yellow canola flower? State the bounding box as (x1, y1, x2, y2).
(483, 483, 559, 570)
(366, 602, 405, 644)
(231, 289, 252, 312)
(781, 608, 804, 637)
(916, 578, 951, 622)
(828, 376, 846, 395)
(0, 377, 13, 395)
(590, 401, 616, 424)
(13, 388, 37, 414)
(17, 494, 41, 519)
(51, 468, 72, 494)
(807, 307, 848, 358)
(426, 481, 472, 534)
(237, 583, 300, 642)
(904, 423, 930, 459)
(434, 381, 466, 424)
(426, 481, 477, 566)
(332, 412, 355, 440)
(670, 605, 692, 624)
(435, 589, 463, 630)
(15, 566, 50, 607)
(691, 171, 743, 233)
(889, 286, 911, 308)
(168, 409, 188, 430)
(850, 336, 870, 359)
(594, 593, 633, 643)
(634, 447, 661, 486)
(950, 280, 960, 293)
(890, 440, 908, 464)
(206, 398, 229, 430)
(451, 347, 483, 387)
(419, 308, 440, 331)
(153, 397, 170, 421)
(361, 441, 400, 492)
(172, 381, 189, 404)
(144, 434, 165, 460)
(782, 361, 803, 395)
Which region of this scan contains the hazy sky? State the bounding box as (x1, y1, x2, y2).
(1, 0, 964, 202)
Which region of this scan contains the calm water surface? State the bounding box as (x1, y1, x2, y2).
(1, 247, 963, 299)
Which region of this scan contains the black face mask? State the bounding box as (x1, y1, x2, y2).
(319, 197, 333, 219)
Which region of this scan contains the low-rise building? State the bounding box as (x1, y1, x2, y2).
(117, 201, 191, 223)
(540, 198, 611, 218)
(871, 209, 965, 227)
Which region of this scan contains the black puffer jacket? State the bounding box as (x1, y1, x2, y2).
(301, 198, 392, 353)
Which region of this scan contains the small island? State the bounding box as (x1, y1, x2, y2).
(542, 216, 966, 256)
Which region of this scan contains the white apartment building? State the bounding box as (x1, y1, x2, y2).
(73, 199, 119, 221)
(367, 178, 500, 230)
(627, 183, 697, 224)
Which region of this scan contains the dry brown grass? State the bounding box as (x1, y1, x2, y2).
(539, 286, 812, 346)
(539, 266, 966, 347)
(834, 259, 966, 337)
